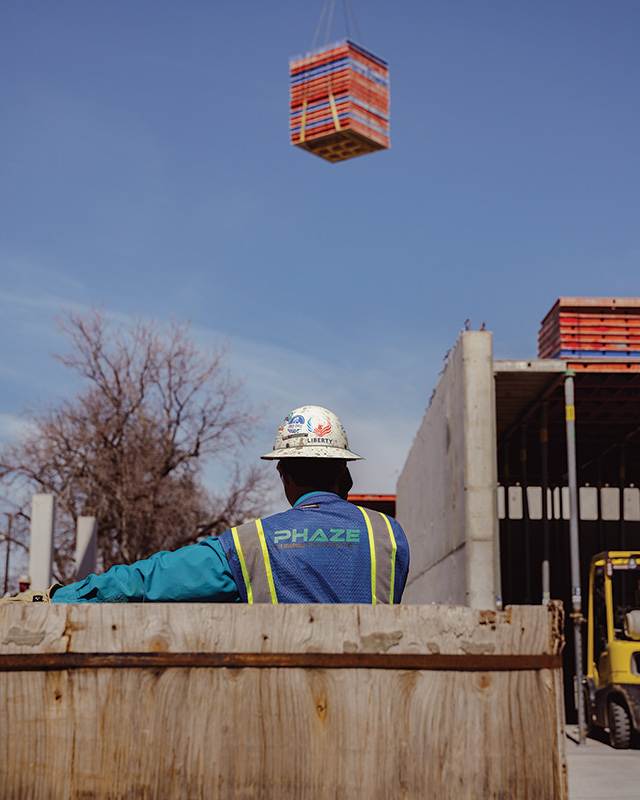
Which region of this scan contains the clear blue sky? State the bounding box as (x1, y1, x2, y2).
(1, 0, 639, 495)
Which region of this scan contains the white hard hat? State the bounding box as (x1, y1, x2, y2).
(19, 574, 31, 584)
(261, 405, 363, 460)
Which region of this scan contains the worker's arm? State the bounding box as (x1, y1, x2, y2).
(52, 537, 241, 603)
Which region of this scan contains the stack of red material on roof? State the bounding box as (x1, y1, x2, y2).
(538, 298, 640, 359)
(289, 39, 389, 163)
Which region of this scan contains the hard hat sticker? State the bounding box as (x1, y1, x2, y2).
(308, 418, 331, 437)
(282, 431, 308, 441)
(284, 414, 307, 437)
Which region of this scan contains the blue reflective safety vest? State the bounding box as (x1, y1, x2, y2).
(218, 492, 410, 604)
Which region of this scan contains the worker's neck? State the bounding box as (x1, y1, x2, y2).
(285, 481, 340, 507)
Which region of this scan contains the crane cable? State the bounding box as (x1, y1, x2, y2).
(305, 0, 364, 139)
(311, 0, 362, 50)
(344, 0, 363, 44)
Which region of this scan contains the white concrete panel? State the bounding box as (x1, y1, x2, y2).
(623, 487, 640, 521)
(29, 494, 55, 589)
(508, 486, 523, 519)
(397, 342, 463, 602)
(561, 487, 571, 520)
(76, 517, 98, 581)
(497, 486, 506, 520)
(546, 488, 553, 520)
(403, 546, 467, 605)
(600, 487, 620, 521)
(526, 487, 543, 520)
(397, 332, 498, 608)
(579, 487, 598, 521)
(553, 487, 561, 520)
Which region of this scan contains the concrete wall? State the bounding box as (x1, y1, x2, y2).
(29, 494, 55, 590)
(397, 331, 500, 608)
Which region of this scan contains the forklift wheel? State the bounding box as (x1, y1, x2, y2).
(608, 698, 632, 749)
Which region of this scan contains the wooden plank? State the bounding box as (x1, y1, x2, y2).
(0, 603, 567, 799)
(1, 603, 561, 656)
(0, 651, 562, 671)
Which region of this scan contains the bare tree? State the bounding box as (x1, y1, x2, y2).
(0, 308, 274, 582)
(0, 510, 30, 596)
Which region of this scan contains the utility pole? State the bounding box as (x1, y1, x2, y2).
(565, 372, 586, 744)
(2, 514, 13, 596)
(540, 402, 550, 605)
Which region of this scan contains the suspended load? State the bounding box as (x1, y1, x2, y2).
(289, 39, 390, 163)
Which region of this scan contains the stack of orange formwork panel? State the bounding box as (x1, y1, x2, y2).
(289, 39, 389, 163)
(538, 298, 640, 366)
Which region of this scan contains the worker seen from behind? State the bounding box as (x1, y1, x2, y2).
(2, 406, 409, 604)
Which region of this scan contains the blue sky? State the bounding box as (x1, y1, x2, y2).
(1, 0, 639, 497)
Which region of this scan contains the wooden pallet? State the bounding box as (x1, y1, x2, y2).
(294, 128, 387, 162)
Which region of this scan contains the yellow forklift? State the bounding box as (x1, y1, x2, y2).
(584, 551, 640, 748)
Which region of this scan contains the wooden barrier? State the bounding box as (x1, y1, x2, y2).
(0, 603, 567, 799)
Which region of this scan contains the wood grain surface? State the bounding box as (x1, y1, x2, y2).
(0, 602, 567, 799)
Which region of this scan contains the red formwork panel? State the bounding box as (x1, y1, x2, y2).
(568, 361, 640, 373)
(290, 67, 389, 119)
(289, 39, 390, 163)
(290, 41, 387, 78)
(538, 298, 640, 359)
(291, 86, 389, 120)
(290, 101, 389, 139)
(291, 82, 389, 115)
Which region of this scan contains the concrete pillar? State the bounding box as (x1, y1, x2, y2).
(76, 517, 98, 581)
(29, 494, 55, 589)
(459, 332, 500, 610)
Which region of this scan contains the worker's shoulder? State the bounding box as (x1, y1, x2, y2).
(228, 507, 297, 534)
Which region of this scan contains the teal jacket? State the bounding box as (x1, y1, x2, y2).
(52, 537, 239, 603)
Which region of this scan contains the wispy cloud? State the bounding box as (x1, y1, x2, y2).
(0, 289, 444, 495)
(0, 413, 33, 443)
(214, 331, 440, 493)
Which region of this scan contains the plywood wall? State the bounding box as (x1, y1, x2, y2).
(0, 602, 566, 800)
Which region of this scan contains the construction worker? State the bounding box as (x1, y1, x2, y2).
(2, 406, 409, 605)
(2, 573, 32, 599)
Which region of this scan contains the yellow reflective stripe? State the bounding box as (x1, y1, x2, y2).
(382, 514, 397, 604)
(358, 506, 377, 605)
(300, 99, 308, 143)
(231, 526, 253, 604)
(256, 519, 278, 604)
(329, 92, 341, 131)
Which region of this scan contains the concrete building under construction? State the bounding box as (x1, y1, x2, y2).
(396, 299, 640, 717)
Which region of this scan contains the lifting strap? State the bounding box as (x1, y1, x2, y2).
(329, 93, 341, 131)
(299, 99, 308, 143)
